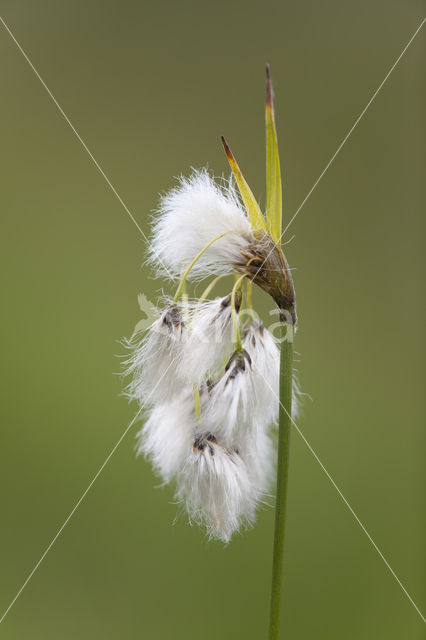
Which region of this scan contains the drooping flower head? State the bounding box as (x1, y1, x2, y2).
(124, 66, 299, 541)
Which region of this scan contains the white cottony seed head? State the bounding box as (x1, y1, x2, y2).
(123, 301, 186, 407)
(149, 170, 253, 280)
(177, 433, 257, 543)
(242, 322, 280, 426)
(125, 154, 300, 542)
(178, 294, 240, 385)
(137, 391, 197, 484)
(205, 349, 256, 445)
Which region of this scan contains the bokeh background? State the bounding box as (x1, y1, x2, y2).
(0, 2, 425, 638)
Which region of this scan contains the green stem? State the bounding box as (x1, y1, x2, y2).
(246, 279, 253, 310)
(193, 384, 201, 420)
(198, 274, 230, 304)
(268, 323, 294, 640)
(231, 274, 245, 352)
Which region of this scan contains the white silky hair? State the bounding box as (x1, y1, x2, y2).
(204, 350, 257, 445)
(137, 391, 197, 485)
(201, 323, 281, 498)
(240, 429, 276, 497)
(125, 305, 301, 541)
(123, 301, 186, 406)
(176, 434, 257, 543)
(242, 322, 280, 426)
(178, 295, 237, 384)
(149, 170, 254, 280)
(204, 322, 280, 445)
(122, 165, 302, 543)
(242, 321, 302, 421)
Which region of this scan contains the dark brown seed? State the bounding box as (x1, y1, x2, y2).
(162, 304, 184, 329)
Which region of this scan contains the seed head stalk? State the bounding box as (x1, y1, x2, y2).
(268, 322, 294, 639)
(231, 274, 245, 352)
(264, 62, 295, 640)
(173, 229, 239, 302)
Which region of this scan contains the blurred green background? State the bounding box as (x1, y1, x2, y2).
(0, 1, 425, 638)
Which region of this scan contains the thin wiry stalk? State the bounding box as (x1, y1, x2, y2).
(231, 274, 245, 351)
(269, 324, 294, 639)
(173, 229, 239, 302)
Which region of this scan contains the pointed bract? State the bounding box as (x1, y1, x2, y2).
(221, 136, 268, 234)
(265, 64, 283, 243)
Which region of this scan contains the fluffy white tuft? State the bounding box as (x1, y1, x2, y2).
(242, 322, 280, 426)
(204, 322, 280, 446)
(176, 433, 256, 543)
(241, 321, 302, 423)
(178, 295, 237, 384)
(241, 429, 276, 497)
(137, 392, 196, 484)
(126, 312, 301, 540)
(201, 323, 282, 496)
(149, 170, 253, 280)
(204, 350, 256, 445)
(123, 301, 186, 406)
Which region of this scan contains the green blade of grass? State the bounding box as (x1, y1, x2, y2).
(221, 135, 268, 233)
(265, 64, 282, 243)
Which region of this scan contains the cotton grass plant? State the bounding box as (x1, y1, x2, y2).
(124, 65, 298, 639)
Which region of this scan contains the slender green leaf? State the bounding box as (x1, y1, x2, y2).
(221, 136, 268, 233)
(265, 64, 282, 242)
